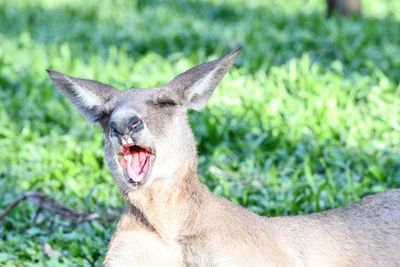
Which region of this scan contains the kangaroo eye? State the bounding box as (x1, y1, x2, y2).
(158, 100, 177, 107)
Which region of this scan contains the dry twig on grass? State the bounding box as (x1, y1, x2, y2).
(0, 191, 118, 223)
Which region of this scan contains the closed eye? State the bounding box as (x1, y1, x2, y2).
(157, 99, 177, 107)
(93, 106, 115, 123)
(94, 109, 110, 123)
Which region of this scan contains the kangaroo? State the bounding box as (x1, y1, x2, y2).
(47, 47, 400, 266)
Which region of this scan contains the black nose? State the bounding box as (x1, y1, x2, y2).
(129, 116, 143, 133)
(110, 116, 143, 136)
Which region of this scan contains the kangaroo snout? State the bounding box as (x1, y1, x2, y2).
(110, 116, 143, 137)
(128, 116, 143, 133)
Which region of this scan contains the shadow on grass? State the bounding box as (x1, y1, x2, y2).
(1, 0, 399, 82)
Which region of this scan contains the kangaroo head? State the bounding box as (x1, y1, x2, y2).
(47, 48, 241, 196)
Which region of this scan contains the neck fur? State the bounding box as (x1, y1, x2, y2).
(126, 160, 204, 241)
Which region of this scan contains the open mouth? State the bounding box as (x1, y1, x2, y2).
(123, 145, 152, 186)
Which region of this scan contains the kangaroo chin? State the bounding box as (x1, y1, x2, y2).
(47, 47, 400, 267)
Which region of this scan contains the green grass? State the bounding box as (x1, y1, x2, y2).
(1, 0, 400, 265)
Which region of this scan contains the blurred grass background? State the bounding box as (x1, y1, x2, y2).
(1, 0, 400, 265)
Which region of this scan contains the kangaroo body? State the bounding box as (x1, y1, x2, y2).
(105, 186, 400, 267)
(47, 48, 400, 267)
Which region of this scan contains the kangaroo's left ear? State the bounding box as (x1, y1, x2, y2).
(47, 70, 121, 123)
(167, 47, 242, 111)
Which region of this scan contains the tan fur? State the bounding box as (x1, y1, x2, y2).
(47, 48, 400, 267)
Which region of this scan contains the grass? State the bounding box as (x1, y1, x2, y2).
(1, 0, 400, 265)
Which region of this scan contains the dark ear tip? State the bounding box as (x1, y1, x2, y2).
(46, 69, 65, 80)
(232, 46, 243, 54)
(235, 46, 243, 52)
(46, 69, 56, 77)
(225, 46, 243, 60)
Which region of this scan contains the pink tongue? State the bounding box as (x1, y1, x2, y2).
(123, 147, 149, 182)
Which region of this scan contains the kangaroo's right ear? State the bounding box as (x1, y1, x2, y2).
(167, 47, 242, 111)
(46, 70, 121, 123)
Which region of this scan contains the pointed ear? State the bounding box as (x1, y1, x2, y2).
(46, 70, 121, 123)
(168, 47, 242, 111)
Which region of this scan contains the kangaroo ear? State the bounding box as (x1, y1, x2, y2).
(47, 70, 120, 123)
(168, 47, 242, 111)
